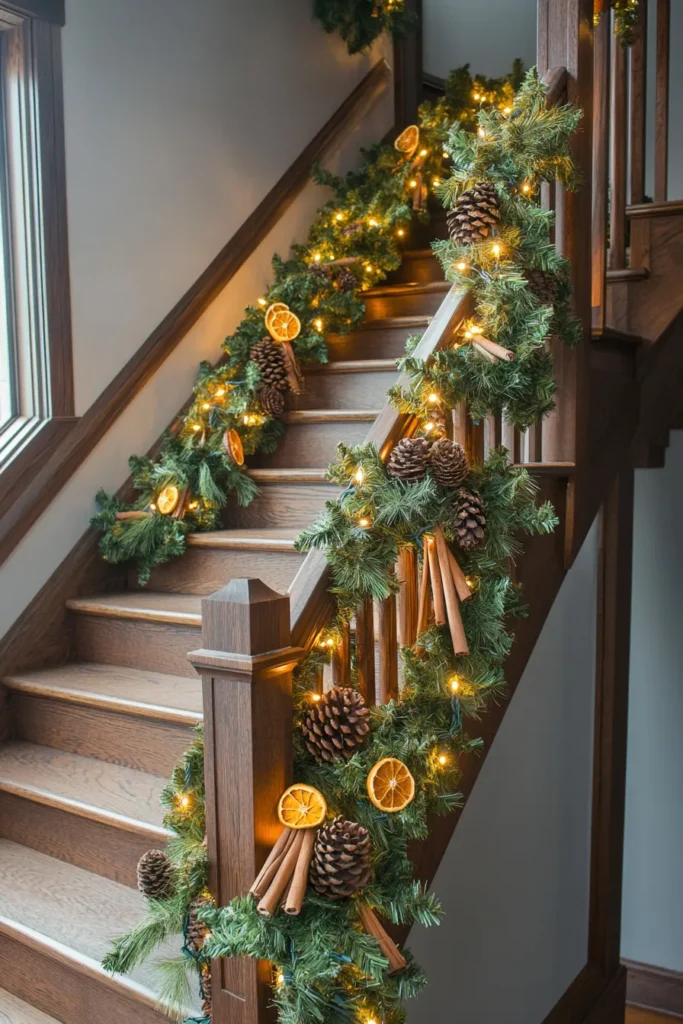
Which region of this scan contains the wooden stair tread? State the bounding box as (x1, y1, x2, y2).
(0, 742, 168, 838)
(187, 527, 300, 550)
(3, 663, 202, 723)
(364, 280, 448, 298)
(0, 840, 189, 1012)
(282, 409, 379, 424)
(592, 326, 644, 347)
(247, 468, 331, 483)
(0, 988, 63, 1024)
(66, 591, 202, 626)
(343, 314, 430, 332)
(305, 359, 397, 374)
(606, 266, 649, 283)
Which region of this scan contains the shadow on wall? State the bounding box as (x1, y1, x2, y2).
(422, 0, 537, 80)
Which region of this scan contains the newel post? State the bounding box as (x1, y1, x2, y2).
(188, 578, 304, 1024)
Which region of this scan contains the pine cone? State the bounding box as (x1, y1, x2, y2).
(309, 818, 373, 900)
(302, 686, 370, 763)
(387, 436, 431, 483)
(452, 489, 487, 551)
(259, 384, 286, 417)
(200, 964, 212, 1018)
(309, 262, 331, 284)
(186, 895, 211, 955)
(137, 849, 175, 900)
(525, 267, 559, 306)
(430, 438, 469, 488)
(332, 266, 358, 293)
(447, 181, 500, 245)
(250, 338, 288, 390)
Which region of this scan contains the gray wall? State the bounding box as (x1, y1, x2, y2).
(621, 431, 683, 971)
(408, 522, 598, 1023)
(422, 0, 537, 81)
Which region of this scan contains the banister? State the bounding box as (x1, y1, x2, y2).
(542, 65, 568, 108)
(289, 284, 473, 650)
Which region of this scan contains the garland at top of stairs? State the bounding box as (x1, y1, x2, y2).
(91, 62, 533, 587)
(102, 68, 582, 1024)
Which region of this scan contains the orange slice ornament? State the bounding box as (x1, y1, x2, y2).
(222, 428, 244, 466)
(264, 302, 288, 333)
(267, 304, 301, 344)
(156, 484, 180, 515)
(394, 124, 420, 159)
(367, 757, 415, 813)
(277, 783, 327, 830)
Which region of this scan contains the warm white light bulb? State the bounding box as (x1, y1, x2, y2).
(492, 243, 501, 258)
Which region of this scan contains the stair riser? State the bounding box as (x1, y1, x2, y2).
(296, 370, 396, 410)
(225, 483, 339, 529)
(130, 545, 305, 596)
(255, 420, 373, 468)
(10, 694, 195, 777)
(73, 614, 200, 677)
(0, 791, 153, 888)
(389, 252, 444, 285)
(0, 933, 169, 1024)
(363, 288, 445, 319)
(327, 324, 422, 361)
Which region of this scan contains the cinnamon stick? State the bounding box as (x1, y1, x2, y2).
(416, 535, 431, 636)
(426, 535, 446, 626)
(257, 830, 304, 916)
(250, 827, 296, 899)
(444, 540, 474, 604)
(115, 510, 150, 520)
(284, 828, 316, 915)
(435, 530, 470, 657)
(172, 486, 191, 520)
(472, 340, 497, 363)
(280, 339, 304, 394)
(474, 336, 515, 362)
(357, 904, 407, 974)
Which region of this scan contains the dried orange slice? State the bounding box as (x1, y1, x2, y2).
(264, 302, 288, 331)
(277, 784, 327, 830)
(222, 428, 244, 466)
(366, 757, 415, 813)
(394, 124, 420, 158)
(267, 305, 301, 343)
(156, 484, 179, 515)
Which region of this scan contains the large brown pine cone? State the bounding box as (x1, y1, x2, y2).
(302, 686, 370, 763)
(452, 489, 487, 551)
(447, 181, 501, 245)
(430, 437, 469, 488)
(136, 849, 175, 900)
(524, 267, 559, 306)
(200, 964, 212, 1018)
(332, 266, 358, 293)
(259, 384, 286, 418)
(250, 338, 288, 390)
(186, 895, 211, 955)
(309, 818, 373, 900)
(309, 262, 331, 284)
(387, 436, 431, 483)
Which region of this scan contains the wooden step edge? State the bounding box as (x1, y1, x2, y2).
(514, 461, 576, 476)
(65, 596, 202, 627)
(627, 198, 683, 219)
(0, 776, 170, 841)
(1, 675, 202, 726)
(0, 918, 165, 1017)
(401, 247, 437, 258)
(304, 358, 397, 375)
(364, 280, 448, 298)
(606, 266, 649, 283)
(591, 326, 643, 347)
(0, 988, 63, 1024)
(330, 314, 430, 334)
(187, 531, 299, 551)
(282, 409, 380, 424)
(247, 468, 332, 484)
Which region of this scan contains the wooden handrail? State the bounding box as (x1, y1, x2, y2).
(655, 0, 670, 202)
(289, 284, 473, 649)
(0, 58, 391, 571)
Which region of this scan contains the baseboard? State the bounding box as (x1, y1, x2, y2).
(624, 958, 683, 1017)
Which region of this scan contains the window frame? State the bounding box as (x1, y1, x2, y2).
(0, 0, 73, 480)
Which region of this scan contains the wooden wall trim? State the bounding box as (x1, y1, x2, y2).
(392, 0, 422, 126)
(0, 0, 64, 25)
(624, 959, 683, 1016)
(0, 58, 391, 570)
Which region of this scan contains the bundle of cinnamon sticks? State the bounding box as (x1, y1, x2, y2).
(469, 335, 515, 363)
(249, 826, 315, 917)
(417, 526, 472, 655)
(357, 904, 407, 974)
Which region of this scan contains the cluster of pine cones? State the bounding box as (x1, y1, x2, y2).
(250, 337, 288, 418)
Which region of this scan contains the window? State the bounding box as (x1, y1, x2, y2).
(0, 0, 71, 472)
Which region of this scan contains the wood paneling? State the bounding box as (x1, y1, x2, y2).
(629, 0, 648, 205)
(655, 0, 670, 202)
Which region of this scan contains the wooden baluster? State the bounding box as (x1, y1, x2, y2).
(452, 401, 467, 450)
(655, 0, 670, 202)
(483, 414, 501, 460)
(467, 417, 484, 467)
(630, 0, 648, 205)
(592, 12, 611, 326)
(609, 19, 628, 270)
(356, 595, 376, 706)
(526, 422, 543, 464)
(501, 413, 516, 459)
(312, 662, 324, 696)
(332, 619, 351, 687)
(189, 579, 301, 1024)
(397, 546, 418, 648)
(377, 595, 398, 704)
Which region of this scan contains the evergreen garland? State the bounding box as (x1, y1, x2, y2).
(312, 0, 418, 55)
(594, 0, 640, 43)
(102, 68, 580, 1024)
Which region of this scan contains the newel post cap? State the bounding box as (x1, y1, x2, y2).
(200, 578, 291, 656)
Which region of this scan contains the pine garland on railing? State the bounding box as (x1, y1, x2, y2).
(312, 0, 418, 55)
(594, 0, 640, 43)
(101, 67, 580, 1024)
